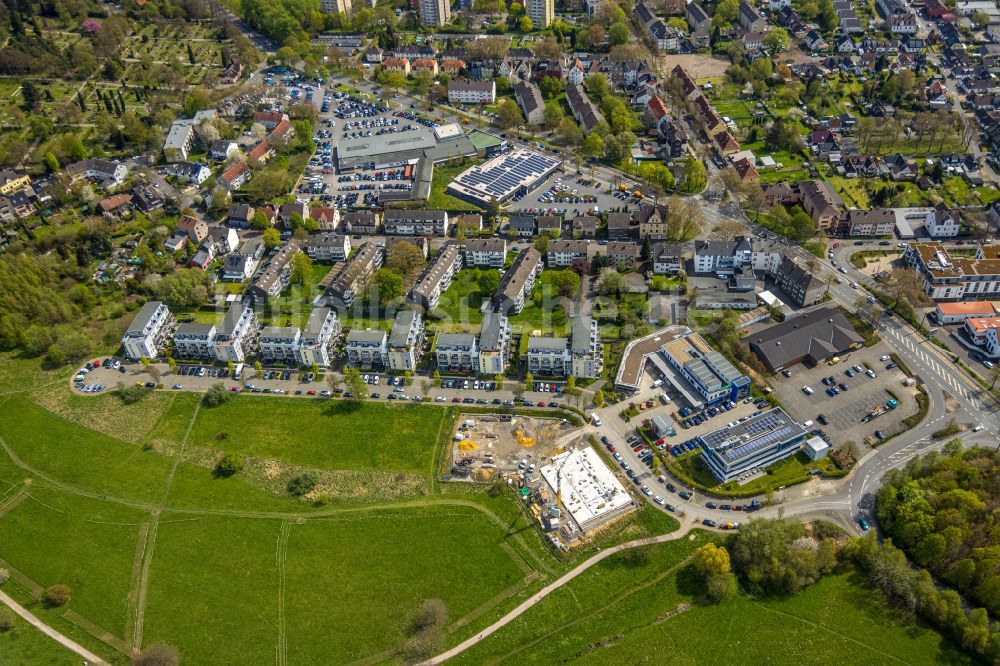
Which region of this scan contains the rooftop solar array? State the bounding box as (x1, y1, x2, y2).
(697, 408, 806, 463)
(448, 149, 559, 204)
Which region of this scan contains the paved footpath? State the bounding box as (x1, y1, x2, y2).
(0, 589, 108, 665)
(420, 518, 696, 665)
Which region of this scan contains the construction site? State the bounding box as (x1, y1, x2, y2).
(443, 412, 637, 547)
(446, 413, 577, 482)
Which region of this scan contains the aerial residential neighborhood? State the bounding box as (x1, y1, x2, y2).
(1, 0, 1000, 663)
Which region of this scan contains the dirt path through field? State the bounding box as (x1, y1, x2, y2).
(0, 589, 109, 665)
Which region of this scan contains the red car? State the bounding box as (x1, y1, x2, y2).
(655, 438, 665, 446)
(633, 444, 645, 452)
(307, 390, 316, 395)
(832, 242, 840, 248)
(607, 445, 616, 453)
(452, 397, 462, 402)
(230, 386, 240, 392)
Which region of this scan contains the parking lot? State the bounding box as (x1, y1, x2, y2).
(298, 92, 434, 209)
(505, 169, 647, 220)
(772, 344, 920, 448)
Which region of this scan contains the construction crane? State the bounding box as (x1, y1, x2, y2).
(555, 448, 573, 504)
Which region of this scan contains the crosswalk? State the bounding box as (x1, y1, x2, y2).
(879, 324, 981, 409)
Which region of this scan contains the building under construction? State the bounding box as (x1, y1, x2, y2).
(537, 446, 634, 541)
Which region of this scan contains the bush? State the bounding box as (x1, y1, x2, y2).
(287, 472, 318, 497)
(115, 384, 149, 404)
(132, 642, 180, 666)
(43, 584, 71, 607)
(216, 453, 244, 477)
(202, 382, 231, 407)
(706, 571, 737, 602)
(0, 607, 13, 632)
(0, 567, 9, 584)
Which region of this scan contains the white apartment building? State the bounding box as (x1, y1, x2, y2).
(463, 238, 507, 268)
(212, 302, 260, 363)
(345, 329, 389, 367)
(546, 240, 593, 268)
(526, 337, 571, 376)
(297, 308, 341, 368)
(259, 326, 301, 363)
(963, 316, 1000, 358)
(383, 209, 449, 236)
(408, 244, 462, 310)
(926, 204, 961, 238)
(387, 310, 425, 372)
(306, 234, 352, 262)
(448, 79, 496, 105)
(477, 311, 511, 375)
(435, 333, 479, 372)
(172, 323, 217, 359)
(525, 316, 602, 378)
(121, 301, 173, 360)
(571, 316, 603, 379)
(526, 0, 554, 28)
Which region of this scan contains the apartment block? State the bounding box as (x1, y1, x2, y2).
(419, 0, 450, 26)
(526, 0, 554, 28)
(121, 301, 173, 360)
(435, 333, 479, 372)
(249, 240, 300, 301)
(172, 323, 216, 359)
(383, 209, 449, 236)
(345, 329, 389, 367)
(306, 234, 352, 262)
(297, 308, 340, 368)
(477, 311, 511, 375)
(408, 243, 462, 310)
(212, 302, 260, 363)
(463, 237, 507, 267)
(259, 326, 301, 363)
(571, 315, 603, 379)
(491, 247, 542, 315)
(324, 242, 384, 308)
(387, 310, 425, 371)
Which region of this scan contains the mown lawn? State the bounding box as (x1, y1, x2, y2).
(187, 397, 449, 475)
(434, 267, 494, 327)
(0, 487, 144, 638)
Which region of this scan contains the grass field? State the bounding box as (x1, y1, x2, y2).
(187, 397, 450, 475)
(427, 161, 483, 211)
(0, 488, 144, 638)
(0, 608, 79, 665)
(453, 538, 968, 666)
(0, 395, 174, 503)
(0, 355, 965, 665)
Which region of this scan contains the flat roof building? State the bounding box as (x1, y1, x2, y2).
(539, 447, 633, 534)
(345, 329, 389, 367)
(447, 148, 559, 208)
(697, 407, 808, 482)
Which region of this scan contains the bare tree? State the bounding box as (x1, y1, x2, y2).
(714, 218, 747, 241)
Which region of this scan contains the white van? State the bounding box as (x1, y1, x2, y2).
(651, 379, 663, 388)
(591, 413, 602, 426)
(659, 393, 671, 405)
